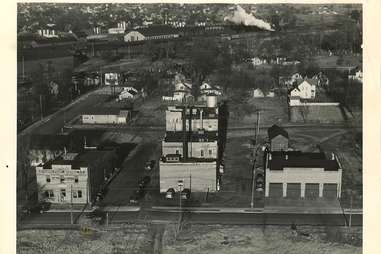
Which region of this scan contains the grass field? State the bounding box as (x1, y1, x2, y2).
(17, 224, 362, 254)
(290, 105, 346, 123)
(229, 96, 289, 128)
(165, 225, 362, 254)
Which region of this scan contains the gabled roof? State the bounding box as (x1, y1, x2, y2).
(296, 78, 318, 87)
(268, 125, 289, 140)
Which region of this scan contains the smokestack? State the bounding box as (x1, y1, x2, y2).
(200, 109, 203, 130)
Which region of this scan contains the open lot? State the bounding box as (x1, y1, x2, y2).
(229, 96, 289, 128)
(164, 224, 361, 253)
(289, 105, 346, 123)
(17, 224, 362, 254)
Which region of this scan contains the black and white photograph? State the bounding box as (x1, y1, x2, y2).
(5, 1, 376, 253)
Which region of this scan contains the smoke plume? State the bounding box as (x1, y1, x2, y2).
(224, 5, 274, 31)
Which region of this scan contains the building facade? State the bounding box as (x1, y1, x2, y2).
(264, 151, 342, 200)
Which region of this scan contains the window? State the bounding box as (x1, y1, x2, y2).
(176, 150, 179, 155)
(46, 176, 51, 183)
(45, 190, 54, 198)
(209, 150, 213, 156)
(60, 176, 65, 183)
(73, 191, 77, 198)
(60, 189, 66, 197)
(75, 176, 78, 183)
(78, 190, 82, 198)
(201, 150, 204, 157)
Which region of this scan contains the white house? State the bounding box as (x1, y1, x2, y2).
(265, 151, 342, 200)
(173, 81, 192, 101)
(289, 79, 317, 100)
(252, 88, 275, 98)
(200, 82, 222, 96)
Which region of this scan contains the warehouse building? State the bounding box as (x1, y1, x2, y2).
(81, 108, 131, 124)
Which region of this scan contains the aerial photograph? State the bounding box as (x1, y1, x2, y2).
(16, 2, 363, 253)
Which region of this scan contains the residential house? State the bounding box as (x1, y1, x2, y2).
(252, 88, 275, 98)
(35, 150, 116, 205)
(173, 80, 192, 101)
(264, 151, 342, 199)
(267, 125, 289, 151)
(288, 79, 317, 106)
(118, 87, 138, 100)
(200, 82, 222, 96)
(348, 68, 363, 83)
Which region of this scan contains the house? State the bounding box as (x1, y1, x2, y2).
(35, 150, 116, 205)
(173, 80, 192, 101)
(289, 79, 317, 100)
(81, 108, 131, 124)
(48, 81, 59, 96)
(124, 25, 180, 42)
(264, 151, 342, 199)
(118, 88, 138, 100)
(267, 125, 289, 151)
(252, 88, 275, 98)
(200, 82, 222, 96)
(251, 57, 267, 66)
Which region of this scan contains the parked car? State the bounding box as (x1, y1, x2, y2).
(22, 201, 51, 215)
(138, 176, 151, 188)
(165, 188, 175, 199)
(145, 160, 156, 171)
(181, 188, 191, 200)
(255, 173, 264, 191)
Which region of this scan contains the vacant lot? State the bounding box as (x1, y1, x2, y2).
(229, 96, 289, 128)
(164, 224, 362, 254)
(17, 224, 361, 254)
(290, 105, 346, 123)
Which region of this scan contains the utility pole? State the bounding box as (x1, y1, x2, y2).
(39, 95, 43, 120)
(70, 184, 73, 224)
(349, 191, 353, 227)
(254, 110, 261, 145)
(250, 146, 260, 209)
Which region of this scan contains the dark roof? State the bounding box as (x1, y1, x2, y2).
(164, 131, 218, 142)
(268, 151, 340, 171)
(29, 134, 69, 150)
(268, 125, 289, 140)
(134, 25, 179, 37)
(82, 107, 121, 115)
(41, 150, 114, 170)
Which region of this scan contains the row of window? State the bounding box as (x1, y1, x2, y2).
(175, 149, 214, 156)
(46, 175, 79, 183)
(45, 189, 83, 199)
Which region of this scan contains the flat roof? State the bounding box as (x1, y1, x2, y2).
(268, 151, 340, 171)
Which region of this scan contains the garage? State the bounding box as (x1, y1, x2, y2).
(305, 183, 320, 200)
(286, 183, 301, 199)
(323, 183, 338, 199)
(269, 183, 283, 198)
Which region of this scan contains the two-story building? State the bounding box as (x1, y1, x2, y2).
(35, 150, 116, 205)
(289, 79, 317, 106)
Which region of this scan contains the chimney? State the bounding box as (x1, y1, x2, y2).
(269, 153, 272, 160)
(331, 152, 335, 160)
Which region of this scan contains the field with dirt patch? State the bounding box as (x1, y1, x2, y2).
(164, 224, 362, 254)
(290, 105, 346, 123)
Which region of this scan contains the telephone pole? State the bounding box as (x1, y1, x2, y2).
(254, 110, 261, 145)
